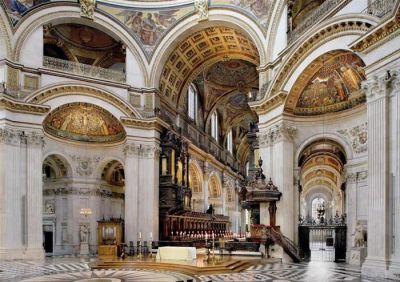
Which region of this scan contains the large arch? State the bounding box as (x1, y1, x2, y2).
(251, 15, 377, 115)
(149, 9, 267, 92)
(25, 83, 141, 121)
(12, 4, 148, 86)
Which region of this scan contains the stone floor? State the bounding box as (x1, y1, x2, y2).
(0, 256, 396, 282)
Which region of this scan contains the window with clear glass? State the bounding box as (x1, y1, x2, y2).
(210, 111, 218, 142)
(187, 84, 197, 121)
(226, 129, 233, 153)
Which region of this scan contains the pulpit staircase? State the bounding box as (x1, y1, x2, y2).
(269, 227, 301, 263)
(251, 225, 301, 263)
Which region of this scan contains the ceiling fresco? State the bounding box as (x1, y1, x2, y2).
(1, 0, 275, 58)
(286, 52, 366, 116)
(43, 103, 126, 143)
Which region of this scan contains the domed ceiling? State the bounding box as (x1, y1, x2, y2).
(206, 60, 258, 88)
(286, 51, 366, 116)
(43, 103, 126, 143)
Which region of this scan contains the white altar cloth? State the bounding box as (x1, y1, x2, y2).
(156, 246, 197, 260)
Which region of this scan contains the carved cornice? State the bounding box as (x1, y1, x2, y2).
(121, 117, 167, 132)
(124, 142, 160, 159)
(250, 91, 287, 115)
(351, 9, 400, 52)
(0, 95, 50, 115)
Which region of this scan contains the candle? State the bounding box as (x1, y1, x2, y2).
(150, 232, 153, 240)
(139, 232, 142, 239)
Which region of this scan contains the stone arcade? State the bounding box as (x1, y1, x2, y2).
(0, 0, 400, 281)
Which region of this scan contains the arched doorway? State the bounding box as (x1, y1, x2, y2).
(298, 139, 347, 262)
(188, 161, 203, 212)
(42, 154, 72, 255)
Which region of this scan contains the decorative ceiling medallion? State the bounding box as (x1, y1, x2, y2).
(43, 102, 126, 143)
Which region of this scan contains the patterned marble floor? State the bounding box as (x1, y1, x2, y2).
(0, 257, 396, 282)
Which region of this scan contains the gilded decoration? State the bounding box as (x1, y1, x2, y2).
(287, 52, 366, 115)
(160, 27, 259, 105)
(43, 103, 126, 143)
(195, 0, 208, 22)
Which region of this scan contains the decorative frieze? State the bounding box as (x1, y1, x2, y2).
(124, 142, 160, 159)
(337, 122, 367, 155)
(0, 127, 44, 146)
(43, 187, 124, 199)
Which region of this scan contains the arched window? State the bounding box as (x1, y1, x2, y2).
(187, 84, 197, 121)
(226, 129, 233, 153)
(210, 111, 219, 142)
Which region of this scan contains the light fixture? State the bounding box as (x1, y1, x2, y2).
(80, 207, 92, 218)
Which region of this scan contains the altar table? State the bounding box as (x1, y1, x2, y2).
(156, 246, 197, 260)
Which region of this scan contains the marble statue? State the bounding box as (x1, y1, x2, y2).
(353, 221, 365, 248)
(80, 225, 89, 243)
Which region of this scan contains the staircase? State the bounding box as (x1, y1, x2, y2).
(251, 225, 301, 263)
(269, 227, 301, 263)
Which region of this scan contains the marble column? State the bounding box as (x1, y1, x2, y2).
(389, 70, 400, 276)
(25, 131, 45, 258)
(0, 128, 24, 259)
(124, 142, 140, 243)
(271, 122, 296, 240)
(362, 74, 391, 277)
(137, 144, 159, 241)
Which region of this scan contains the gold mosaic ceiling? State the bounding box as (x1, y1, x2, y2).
(159, 26, 260, 106)
(286, 51, 366, 116)
(43, 103, 126, 143)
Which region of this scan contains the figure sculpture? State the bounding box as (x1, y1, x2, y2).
(353, 221, 365, 248)
(80, 225, 89, 243)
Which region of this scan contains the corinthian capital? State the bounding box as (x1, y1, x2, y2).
(124, 142, 160, 159)
(0, 127, 19, 145)
(26, 131, 44, 147)
(270, 122, 296, 143)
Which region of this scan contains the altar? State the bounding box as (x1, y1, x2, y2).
(156, 246, 197, 261)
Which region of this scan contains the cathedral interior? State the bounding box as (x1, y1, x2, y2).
(0, 0, 399, 281)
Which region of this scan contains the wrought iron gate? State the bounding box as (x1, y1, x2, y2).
(298, 219, 346, 262)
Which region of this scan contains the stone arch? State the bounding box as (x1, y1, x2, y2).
(25, 83, 141, 121)
(295, 133, 352, 164)
(149, 10, 266, 100)
(95, 157, 126, 181)
(42, 153, 73, 179)
(189, 160, 203, 193)
(208, 172, 222, 199)
(12, 4, 148, 85)
(251, 15, 377, 114)
(0, 8, 12, 59)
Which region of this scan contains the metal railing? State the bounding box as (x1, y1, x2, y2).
(43, 56, 126, 83)
(362, 0, 395, 18)
(288, 0, 345, 43)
